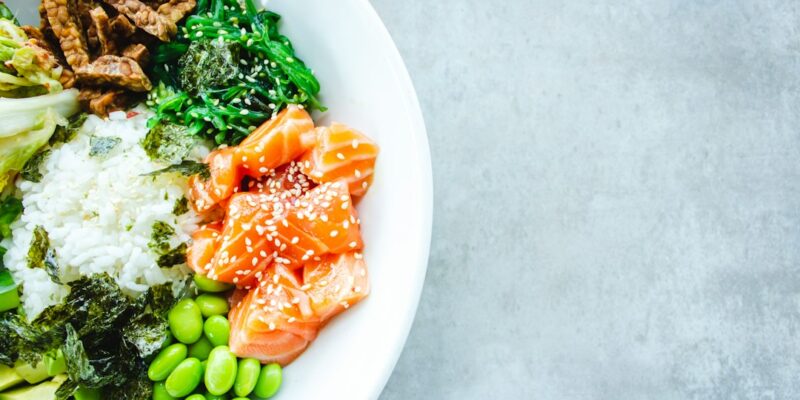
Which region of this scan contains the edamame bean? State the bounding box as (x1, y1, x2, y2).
(162, 331, 174, 349)
(232, 398, 249, 400)
(233, 358, 260, 397)
(152, 382, 176, 400)
(253, 363, 282, 399)
(196, 293, 229, 317)
(204, 393, 228, 400)
(165, 357, 203, 397)
(189, 336, 214, 360)
(73, 386, 100, 400)
(186, 395, 206, 400)
(204, 346, 237, 395)
(148, 343, 188, 381)
(169, 298, 204, 344)
(203, 315, 230, 347)
(194, 274, 234, 293)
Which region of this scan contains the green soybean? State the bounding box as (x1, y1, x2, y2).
(148, 343, 188, 381)
(196, 293, 230, 317)
(186, 395, 207, 400)
(165, 357, 203, 397)
(205, 346, 237, 395)
(153, 381, 177, 400)
(254, 363, 282, 398)
(233, 358, 261, 397)
(189, 336, 214, 360)
(232, 398, 249, 400)
(162, 330, 174, 349)
(203, 315, 230, 347)
(169, 298, 204, 344)
(73, 386, 101, 400)
(204, 393, 228, 400)
(194, 274, 234, 292)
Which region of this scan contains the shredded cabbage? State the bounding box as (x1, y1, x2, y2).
(0, 16, 63, 97)
(0, 89, 80, 191)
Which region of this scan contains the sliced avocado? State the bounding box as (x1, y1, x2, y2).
(45, 350, 66, 376)
(0, 375, 66, 400)
(0, 364, 23, 391)
(14, 359, 49, 384)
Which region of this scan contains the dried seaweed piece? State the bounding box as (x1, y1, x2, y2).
(89, 6, 116, 55)
(110, 14, 136, 38)
(122, 43, 148, 65)
(102, 0, 175, 42)
(156, 0, 195, 25)
(76, 55, 152, 91)
(42, 0, 90, 69)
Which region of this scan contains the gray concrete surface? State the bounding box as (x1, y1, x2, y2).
(373, 1, 800, 399)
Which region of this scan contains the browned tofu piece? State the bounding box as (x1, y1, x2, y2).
(157, 0, 195, 24)
(43, 0, 91, 69)
(89, 6, 116, 55)
(20, 25, 46, 42)
(19, 25, 76, 89)
(110, 14, 137, 38)
(59, 68, 77, 89)
(102, 0, 175, 41)
(122, 43, 149, 65)
(75, 55, 152, 92)
(78, 87, 133, 116)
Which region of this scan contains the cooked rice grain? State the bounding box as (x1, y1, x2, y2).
(1, 108, 208, 318)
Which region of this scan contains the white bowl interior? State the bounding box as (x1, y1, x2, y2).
(5, 0, 433, 398)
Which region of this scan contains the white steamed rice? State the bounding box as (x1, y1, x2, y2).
(1, 107, 209, 318)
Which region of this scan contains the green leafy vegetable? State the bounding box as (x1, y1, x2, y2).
(173, 196, 189, 215)
(147, 0, 323, 144)
(26, 225, 60, 283)
(142, 121, 197, 164)
(149, 221, 175, 254)
(0, 2, 19, 25)
(0, 196, 22, 239)
(20, 148, 49, 182)
(143, 159, 210, 180)
(88, 136, 122, 158)
(156, 243, 187, 268)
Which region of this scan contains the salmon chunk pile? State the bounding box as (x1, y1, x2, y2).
(187, 105, 379, 365)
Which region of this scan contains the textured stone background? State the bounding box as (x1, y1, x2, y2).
(373, 1, 800, 399)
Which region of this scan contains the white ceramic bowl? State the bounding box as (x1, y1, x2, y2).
(7, 0, 432, 398)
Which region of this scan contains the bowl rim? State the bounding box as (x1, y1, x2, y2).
(352, 0, 433, 397)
